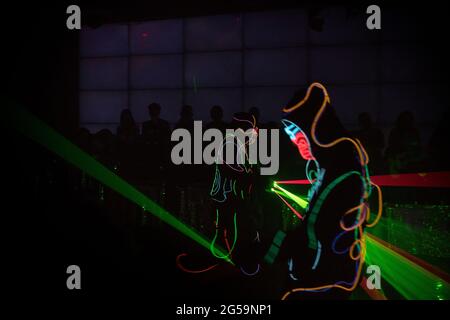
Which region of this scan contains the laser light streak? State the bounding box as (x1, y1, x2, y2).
(6, 105, 233, 264)
(365, 234, 450, 300)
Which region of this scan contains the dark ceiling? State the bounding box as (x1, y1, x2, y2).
(78, 0, 368, 26)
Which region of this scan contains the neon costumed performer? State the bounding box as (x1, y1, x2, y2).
(276, 83, 382, 299)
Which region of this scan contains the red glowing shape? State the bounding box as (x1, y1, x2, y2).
(293, 132, 315, 161)
(274, 192, 304, 220)
(370, 171, 450, 188)
(276, 171, 450, 188)
(276, 179, 311, 185)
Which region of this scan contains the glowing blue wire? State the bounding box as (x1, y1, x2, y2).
(311, 241, 322, 270)
(240, 264, 260, 276)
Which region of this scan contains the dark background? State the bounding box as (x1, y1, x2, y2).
(4, 1, 450, 136)
(2, 0, 449, 302)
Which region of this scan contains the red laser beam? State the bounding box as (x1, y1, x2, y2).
(276, 172, 450, 188)
(274, 192, 304, 220)
(224, 229, 232, 255)
(176, 253, 218, 274)
(359, 276, 388, 300)
(276, 179, 311, 185)
(370, 172, 450, 188)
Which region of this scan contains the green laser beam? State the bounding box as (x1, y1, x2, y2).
(369, 216, 450, 260)
(365, 234, 450, 300)
(5, 105, 233, 264)
(272, 183, 308, 209)
(271, 188, 308, 210)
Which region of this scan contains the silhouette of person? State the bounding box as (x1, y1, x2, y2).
(117, 109, 139, 143)
(248, 106, 262, 128)
(71, 127, 92, 191)
(141, 103, 171, 177)
(92, 128, 116, 203)
(116, 109, 139, 180)
(205, 105, 227, 133)
(174, 105, 194, 134)
(352, 112, 385, 174)
(385, 111, 422, 173)
(210, 112, 260, 271)
(428, 111, 450, 171)
(142, 102, 171, 142)
(278, 84, 368, 299)
(92, 128, 116, 169)
(74, 127, 92, 153)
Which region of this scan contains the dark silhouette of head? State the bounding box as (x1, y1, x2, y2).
(283, 84, 355, 172)
(180, 105, 193, 120)
(148, 102, 161, 119)
(248, 107, 260, 123)
(120, 109, 136, 128)
(96, 128, 114, 144)
(75, 127, 91, 151)
(93, 128, 114, 155)
(232, 112, 254, 131)
(210, 105, 223, 122)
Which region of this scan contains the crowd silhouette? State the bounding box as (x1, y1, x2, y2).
(64, 101, 449, 245)
(75, 103, 446, 184)
(20, 99, 447, 297)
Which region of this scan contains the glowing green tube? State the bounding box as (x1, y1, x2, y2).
(272, 182, 308, 209)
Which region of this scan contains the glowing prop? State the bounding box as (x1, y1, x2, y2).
(281, 119, 315, 160)
(288, 259, 299, 280)
(264, 230, 286, 265)
(178, 115, 258, 273)
(311, 241, 322, 270)
(282, 253, 365, 299)
(210, 210, 237, 260)
(272, 183, 309, 209)
(240, 264, 261, 276)
(306, 170, 365, 250)
(272, 190, 304, 220)
(6, 106, 233, 264)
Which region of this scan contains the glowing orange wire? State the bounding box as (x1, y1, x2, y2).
(281, 225, 367, 300)
(339, 203, 369, 231)
(283, 83, 367, 167)
(282, 82, 331, 113)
